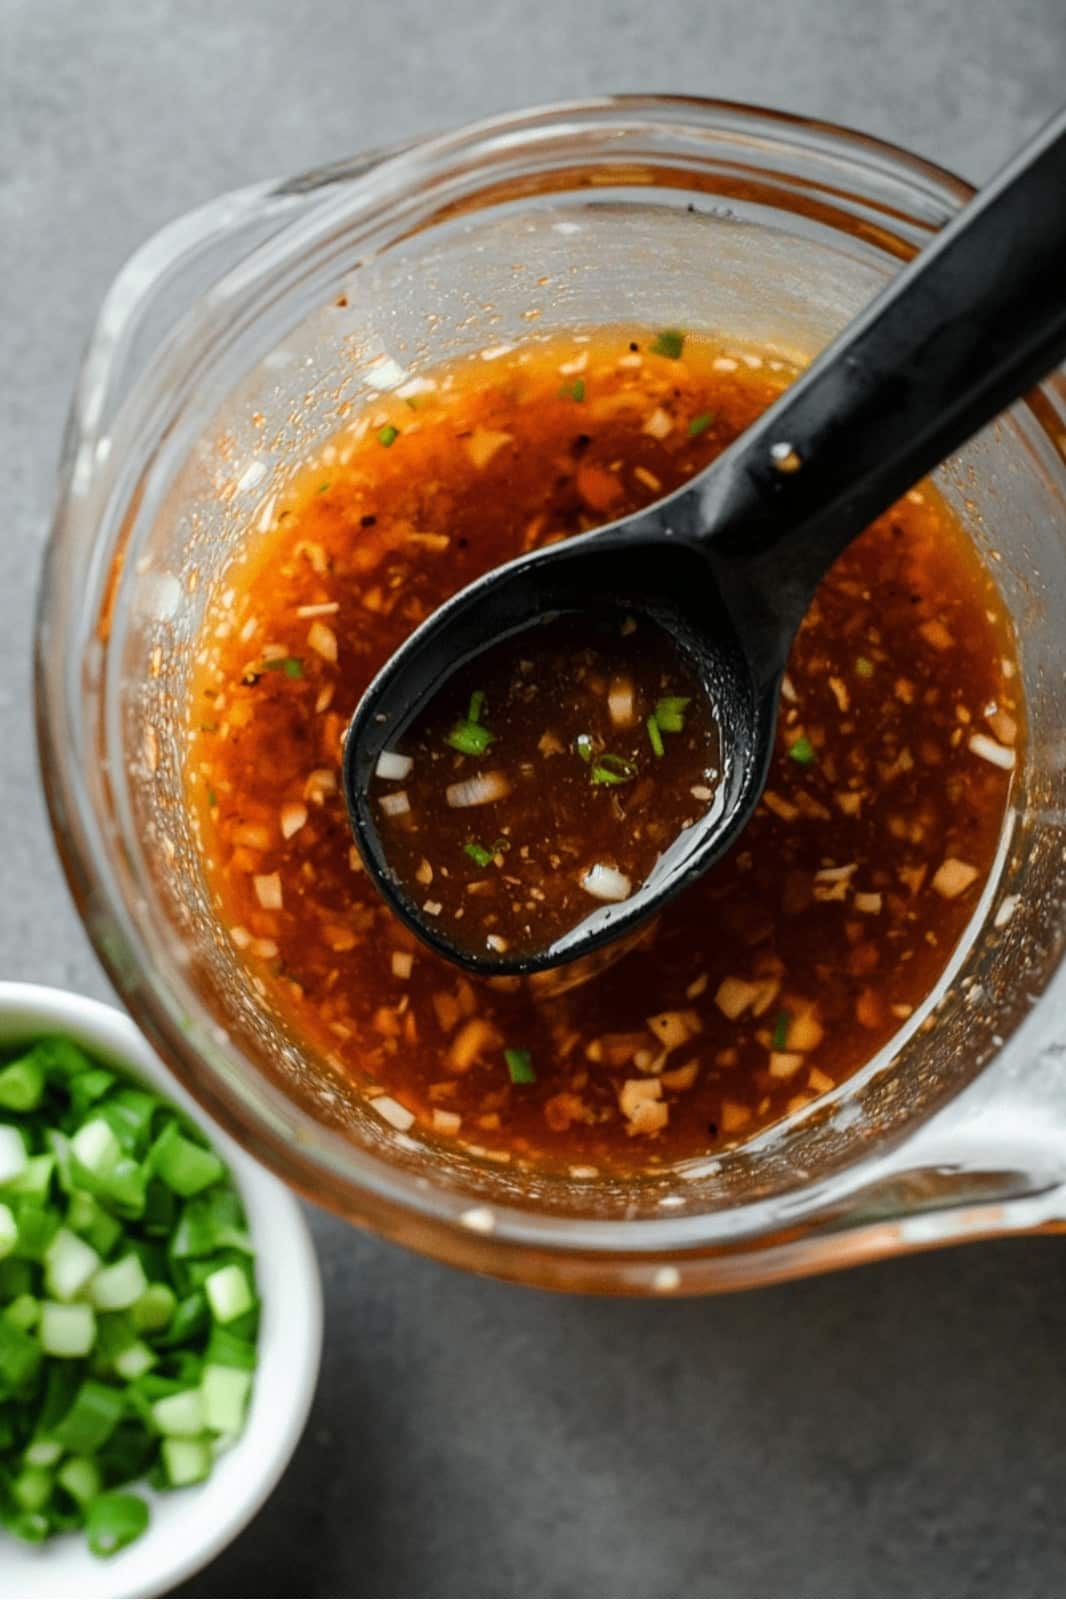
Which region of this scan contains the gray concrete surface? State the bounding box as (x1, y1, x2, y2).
(4, 2, 1066, 1594)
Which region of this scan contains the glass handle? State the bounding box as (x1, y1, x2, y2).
(68, 140, 414, 451)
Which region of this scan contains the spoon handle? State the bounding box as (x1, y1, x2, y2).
(692, 105, 1066, 668)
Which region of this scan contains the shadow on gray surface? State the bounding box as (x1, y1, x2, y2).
(178, 1216, 1066, 1599)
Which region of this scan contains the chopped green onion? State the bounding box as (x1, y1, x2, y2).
(463, 841, 494, 868)
(0, 1315, 42, 1388)
(25, 1436, 63, 1467)
(204, 1263, 254, 1325)
(654, 695, 691, 734)
(150, 1121, 224, 1198)
(70, 1118, 121, 1179)
(468, 689, 486, 723)
(316, 480, 331, 494)
(0, 1124, 28, 1186)
(44, 1228, 101, 1302)
(772, 1011, 792, 1050)
(89, 1253, 149, 1311)
(40, 1300, 96, 1358)
(205, 1326, 258, 1371)
(130, 1282, 177, 1334)
(646, 715, 665, 758)
(855, 656, 875, 679)
(57, 1454, 101, 1508)
(86, 1491, 149, 1558)
(152, 1388, 206, 1438)
(590, 752, 638, 786)
(0, 1031, 258, 1555)
(52, 1379, 124, 1453)
(575, 733, 595, 763)
(788, 734, 816, 765)
(504, 1048, 536, 1085)
(0, 1201, 16, 1260)
(4, 1292, 39, 1332)
(263, 656, 304, 679)
(446, 719, 494, 756)
(13, 1464, 53, 1513)
(16, 1202, 59, 1260)
(559, 377, 585, 402)
(650, 328, 685, 360)
(377, 424, 399, 448)
(687, 411, 714, 437)
(161, 1436, 212, 1487)
(6, 1152, 54, 1200)
(113, 1340, 157, 1381)
(201, 1364, 252, 1432)
(0, 1057, 45, 1112)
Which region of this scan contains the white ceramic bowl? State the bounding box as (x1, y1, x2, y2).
(0, 982, 323, 1599)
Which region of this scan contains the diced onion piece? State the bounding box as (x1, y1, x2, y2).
(646, 1011, 701, 1052)
(762, 790, 799, 822)
(608, 678, 635, 728)
(643, 407, 672, 439)
(253, 872, 283, 910)
(770, 1051, 806, 1079)
(415, 858, 434, 886)
(373, 1095, 415, 1132)
(661, 1059, 700, 1092)
(432, 1108, 462, 1135)
(932, 857, 979, 898)
(0, 1124, 27, 1185)
(391, 951, 414, 980)
(808, 1066, 835, 1094)
(465, 427, 513, 468)
(446, 772, 511, 808)
(920, 618, 953, 650)
(968, 732, 1015, 770)
(307, 620, 338, 661)
(449, 1018, 498, 1072)
(620, 1077, 668, 1133)
(720, 1099, 752, 1132)
(280, 801, 308, 839)
(376, 751, 413, 781)
(714, 977, 760, 1020)
(813, 862, 857, 902)
(854, 891, 882, 915)
(787, 1011, 824, 1052)
(232, 821, 272, 851)
(304, 767, 337, 803)
(581, 863, 632, 902)
(379, 790, 411, 817)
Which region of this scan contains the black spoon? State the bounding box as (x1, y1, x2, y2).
(344, 107, 1066, 981)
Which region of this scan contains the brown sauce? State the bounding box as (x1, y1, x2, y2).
(373, 609, 720, 957)
(185, 329, 1019, 1173)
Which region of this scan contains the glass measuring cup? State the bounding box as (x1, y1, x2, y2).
(36, 96, 1066, 1293)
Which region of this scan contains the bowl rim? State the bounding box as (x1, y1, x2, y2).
(0, 981, 323, 1600)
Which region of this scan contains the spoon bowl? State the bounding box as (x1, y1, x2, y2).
(344, 523, 770, 976)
